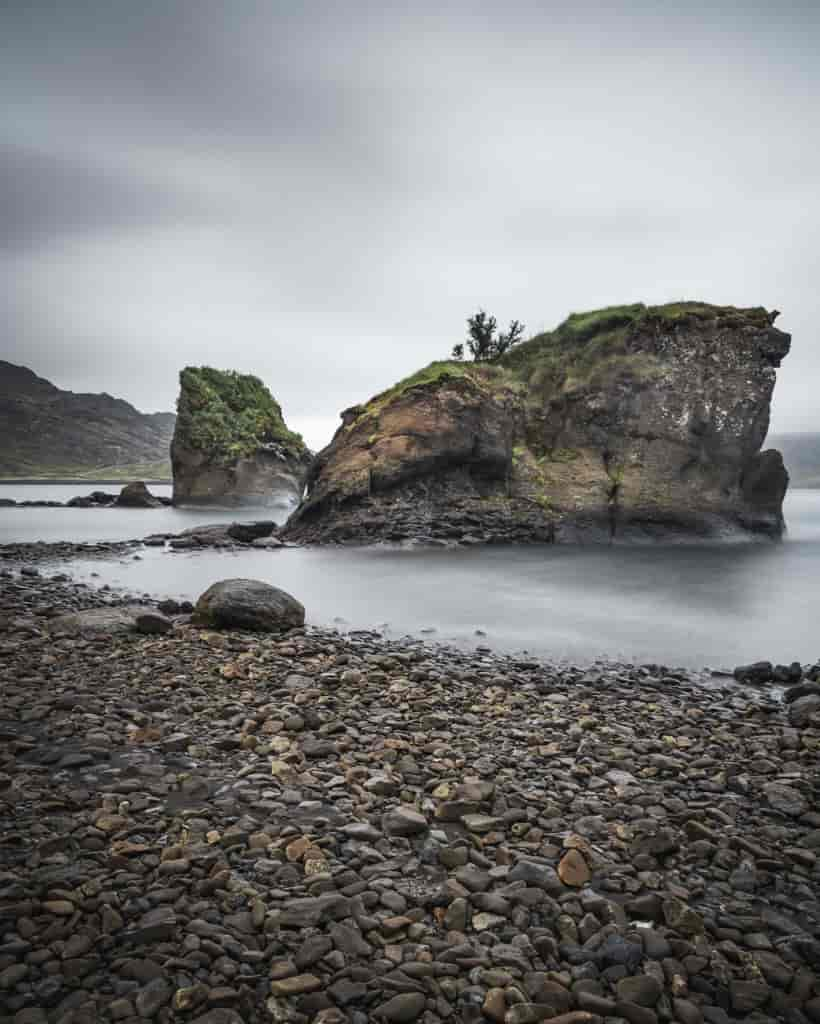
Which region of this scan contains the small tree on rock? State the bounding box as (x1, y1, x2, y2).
(452, 310, 525, 362)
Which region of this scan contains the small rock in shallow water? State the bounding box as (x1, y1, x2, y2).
(733, 660, 774, 684)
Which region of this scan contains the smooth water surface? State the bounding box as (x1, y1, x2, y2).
(0, 482, 174, 502)
(13, 488, 817, 671)
(0, 482, 290, 544)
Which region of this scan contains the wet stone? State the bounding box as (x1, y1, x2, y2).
(373, 991, 427, 1021)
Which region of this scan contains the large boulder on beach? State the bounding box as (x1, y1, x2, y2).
(192, 579, 304, 631)
(116, 481, 162, 508)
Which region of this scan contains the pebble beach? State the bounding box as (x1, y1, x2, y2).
(0, 564, 819, 1024)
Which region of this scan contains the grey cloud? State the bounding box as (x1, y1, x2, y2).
(0, 145, 215, 251)
(1, 1, 819, 447)
(506, 206, 689, 244)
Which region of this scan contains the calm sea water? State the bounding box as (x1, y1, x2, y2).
(2, 482, 818, 670)
(0, 482, 292, 543)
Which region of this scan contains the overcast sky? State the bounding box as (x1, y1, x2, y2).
(1, 1, 818, 449)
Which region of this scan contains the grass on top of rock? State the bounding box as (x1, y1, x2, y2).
(338, 300, 776, 439)
(505, 320, 657, 399)
(501, 300, 774, 400)
(344, 360, 521, 433)
(176, 366, 307, 460)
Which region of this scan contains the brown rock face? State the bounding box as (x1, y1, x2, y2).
(172, 447, 310, 508)
(303, 372, 519, 511)
(285, 303, 791, 544)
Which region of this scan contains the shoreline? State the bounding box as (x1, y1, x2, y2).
(0, 565, 818, 1023)
(0, 479, 172, 486)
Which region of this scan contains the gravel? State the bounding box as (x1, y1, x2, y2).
(0, 566, 818, 1023)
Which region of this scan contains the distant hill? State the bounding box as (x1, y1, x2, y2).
(0, 361, 174, 480)
(769, 433, 820, 488)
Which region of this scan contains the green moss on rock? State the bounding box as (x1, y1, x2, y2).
(500, 300, 773, 403)
(345, 360, 521, 434)
(176, 366, 307, 461)
(342, 302, 754, 436)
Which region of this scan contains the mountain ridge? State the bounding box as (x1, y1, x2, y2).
(0, 360, 175, 479)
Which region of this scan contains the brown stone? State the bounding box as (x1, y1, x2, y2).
(558, 848, 591, 887)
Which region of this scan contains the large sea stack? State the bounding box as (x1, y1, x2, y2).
(171, 367, 311, 507)
(284, 302, 791, 543)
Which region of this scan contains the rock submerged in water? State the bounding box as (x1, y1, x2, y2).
(153, 521, 283, 551)
(116, 480, 162, 508)
(734, 660, 804, 685)
(284, 302, 791, 545)
(1, 485, 168, 510)
(226, 520, 278, 543)
(733, 660, 776, 684)
(192, 578, 305, 631)
(67, 489, 117, 507)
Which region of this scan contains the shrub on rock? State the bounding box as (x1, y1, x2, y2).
(192, 578, 304, 632)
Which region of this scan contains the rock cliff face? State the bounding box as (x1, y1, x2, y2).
(171, 367, 311, 507)
(284, 303, 791, 544)
(0, 360, 174, 479)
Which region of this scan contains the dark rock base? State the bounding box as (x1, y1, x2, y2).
(283, 489, 785, 548)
